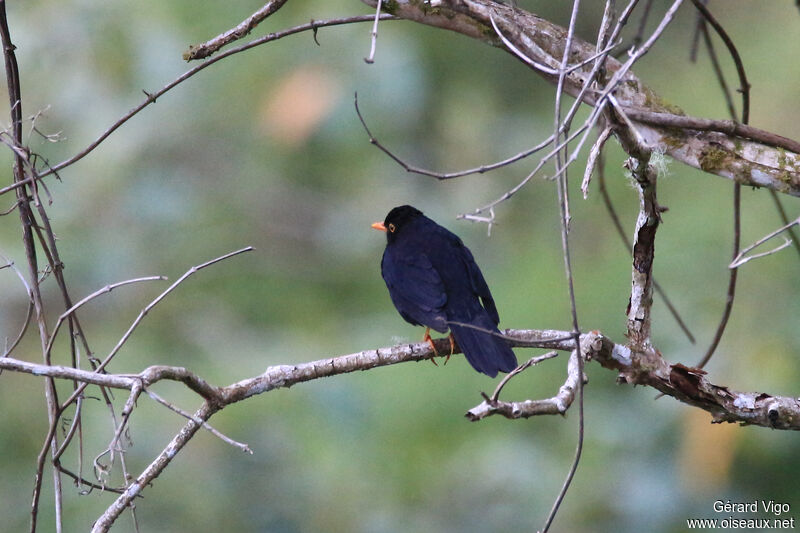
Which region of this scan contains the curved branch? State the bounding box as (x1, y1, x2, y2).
(40, 15, 396, 179)
(466, 349, 577, 421)
(0, 253, 34, 358)
(690, 0, 748, 370)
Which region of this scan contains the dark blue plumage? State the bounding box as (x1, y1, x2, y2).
(373, 205, 517, 377)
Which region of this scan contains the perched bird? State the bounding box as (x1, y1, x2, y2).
(372, 205, 517, 377)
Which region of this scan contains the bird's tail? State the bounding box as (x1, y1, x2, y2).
(449, 312, 517, 378)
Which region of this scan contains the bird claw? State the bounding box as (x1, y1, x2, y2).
(423, 328, 440, 366)
(443, 333, 455, 365)
(423, 329, 455, 366)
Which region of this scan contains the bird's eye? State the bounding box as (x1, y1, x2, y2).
(388, 223, 396, 233)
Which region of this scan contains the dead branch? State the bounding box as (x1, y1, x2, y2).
(730, 216, 800, 268)
(466, 350, 576, 421)
(1, 322, 796, 532)
(3, 328, 797, 432)
(625, 155, 659, 349)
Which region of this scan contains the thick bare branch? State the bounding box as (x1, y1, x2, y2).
(2, 325, 796, 531)
(0, 357, 221, 399)
(3, 328, 797, 432)
(582, 331, 800, 430)
(625, 156, 659, 349)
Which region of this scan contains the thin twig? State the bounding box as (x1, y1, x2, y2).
(698, 23, 737, 120)
(489, 351, 559, 402)
(616, 109, 800, 154)
(40, 16, 395, 179)
(354, 92, 556, 179)
(489, 6, 621, 160)
(631, 0, 655, 49)
(145, 389, 253, 453)
(689, 0, 750, 123)
(364, 0, 383, 63)
(609, 0, 643, 50)
(44, 276, 167, 362)
(467, 349, 579, 421)
(0, 198, 20, 215)
(731, 239, 793, 267)
(688, 0, 707, 61)
(690, 0, 749, 369)
(445, 321, 577, 347)
(91, 403, 218, 533)
(581, 125, 612, 198)
(693, 0, 800, 329)
(183, 0, 290, 60)
(56, 466, 129, 495)
(472, 0, 684, 220)
(57, 247, 253, 413)
(99, 384, 142, 466)
(51, 397, 84, 462)
(0, 253, 34, 358)
(464, 100, 608, 218)
(729, 216, 800, 268)
(0, 172, 35, 197)
(697, 184, 739, 368)
(24, 143, 101, 507)
(541, 2, 585, 531)
(768, 191, 800, 258)
(490, 13, 620, 78)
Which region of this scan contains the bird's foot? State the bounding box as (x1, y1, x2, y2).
(423, 328, 440, 366)
(443, 333, 455, 365)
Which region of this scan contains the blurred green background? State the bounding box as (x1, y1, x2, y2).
(1, 0, 798, 531)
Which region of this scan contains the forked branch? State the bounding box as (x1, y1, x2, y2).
(1, 320, 795, 533)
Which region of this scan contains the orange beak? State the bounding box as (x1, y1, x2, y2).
(371, 221, 387, 232)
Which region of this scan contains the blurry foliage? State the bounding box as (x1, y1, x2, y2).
(0, 0, 799, 531)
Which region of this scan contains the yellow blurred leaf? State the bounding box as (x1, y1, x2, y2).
(678, 408, 739, 493)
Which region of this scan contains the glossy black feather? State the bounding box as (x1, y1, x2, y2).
(377, 205, 517, 377)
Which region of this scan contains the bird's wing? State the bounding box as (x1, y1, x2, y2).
(382, 250, 449, 332)
(460, 246, 500, 325)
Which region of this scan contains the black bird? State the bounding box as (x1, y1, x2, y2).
(372, 205, 517, 377)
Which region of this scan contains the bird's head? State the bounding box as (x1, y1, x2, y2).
(371, 205, 423, 243)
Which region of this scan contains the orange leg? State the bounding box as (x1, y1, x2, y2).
(443, 333, 455, 365)
(423, 327, 439, 366)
